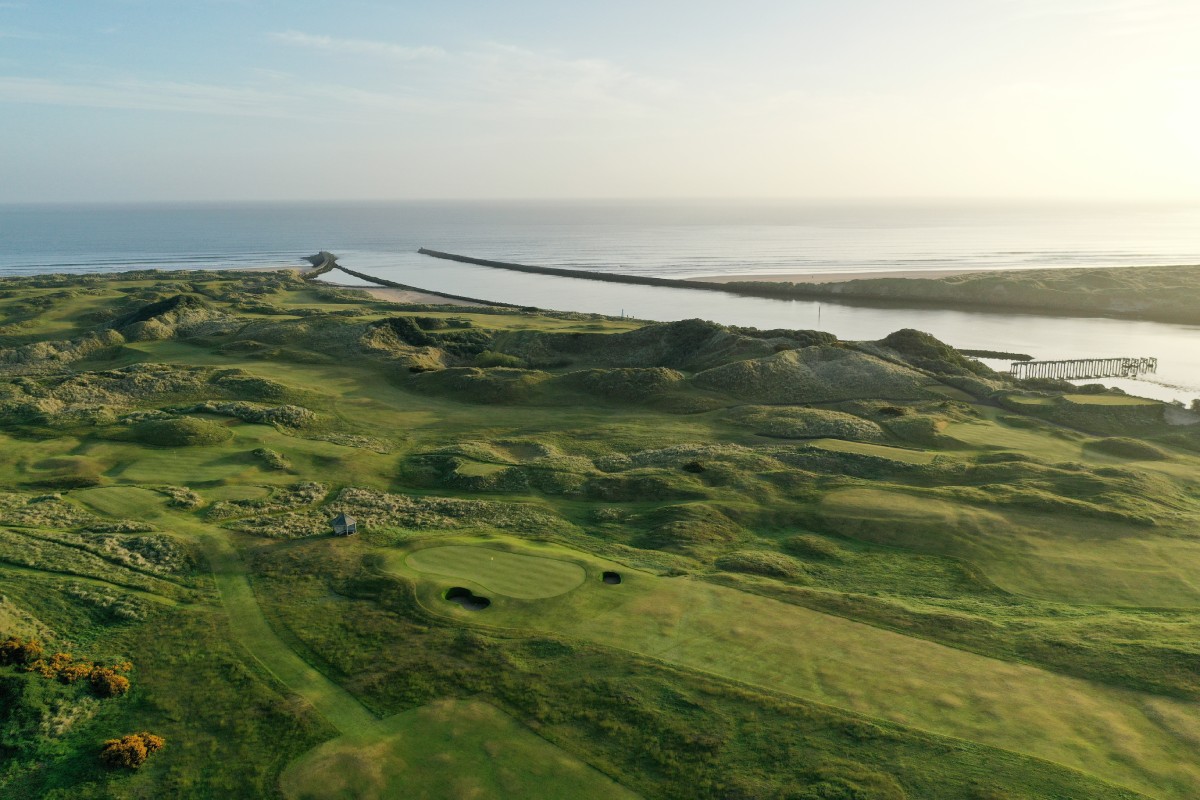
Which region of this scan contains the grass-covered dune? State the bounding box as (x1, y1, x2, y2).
(727, 264, 1200, 324)
(1, 267, 1198, 799)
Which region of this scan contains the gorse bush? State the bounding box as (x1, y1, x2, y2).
(3, 637, 133, 697)
(0, 635, 43, 665)
(100, 732, 165, 769)
(90, 667, 132, 697)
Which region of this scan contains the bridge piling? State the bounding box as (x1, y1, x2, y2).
(1009, 356, 1157, 381)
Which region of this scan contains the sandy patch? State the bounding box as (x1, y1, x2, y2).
(356, 287, 484, 306)
(689, 268, 989, 284)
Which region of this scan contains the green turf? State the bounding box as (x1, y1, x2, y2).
(805, 437, 939, 464)
(1064, 394, 1160, 405)
(454, 460, 511, 476)
(279, 698, 639, 800)
(71, 486, 171, 520)
(390, 535, 1200, 800)
(818, 487, 1200, 606)
(406, 544, 587, 599)
(174, 514, 382, 737)
(4, 269, 1200, 799)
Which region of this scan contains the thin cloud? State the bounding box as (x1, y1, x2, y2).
(269, 30, 444, 61)
(0, 76, 297, 117)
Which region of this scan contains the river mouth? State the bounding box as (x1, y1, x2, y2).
(602, 571, 622, 585)
(321, 254, 1200, 407)
(444, 587, 491, 611)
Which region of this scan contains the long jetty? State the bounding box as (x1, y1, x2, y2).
(301, 251, 517, 307)
(418, 248, 764, 294)
(1010, 357, 1157, 380)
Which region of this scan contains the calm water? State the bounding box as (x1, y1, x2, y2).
(1, 200, 1198, 404)
(3, 200, 1200, 278)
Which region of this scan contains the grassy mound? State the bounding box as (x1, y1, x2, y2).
(130, 416, 232, 447)
(782, 533, 846, 561)
(693, 347, 933, 404)
(1084, 437, 1170, 461)
(636, 503, 747, 553)
(493, 318, 834, 371)
(557, 367, 686, 402)
(715, 550, 804, 579)
(726, 405, 884, 440)
(878, 329, 994, 377)
(409, 367, 552, 404)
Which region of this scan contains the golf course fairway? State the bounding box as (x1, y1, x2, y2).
(389, 538, 1200, 799)
(279, 698, 639, 800)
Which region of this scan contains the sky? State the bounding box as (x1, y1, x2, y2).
(1, 0, 1198, 203)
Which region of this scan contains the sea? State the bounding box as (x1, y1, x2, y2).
(1, 200, 1198, 404)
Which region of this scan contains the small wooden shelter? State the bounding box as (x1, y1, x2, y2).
(330, 512, 357, 536)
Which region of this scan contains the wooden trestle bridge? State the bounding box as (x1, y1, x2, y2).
(1010, 357, 1158, 381)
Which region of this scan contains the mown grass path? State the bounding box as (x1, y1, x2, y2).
(166, 515, 641, 798)
(168, 514, 383, 737)
(75, 489, 381, 735)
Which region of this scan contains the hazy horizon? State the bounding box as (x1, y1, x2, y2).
(2, 1, 1198, 204)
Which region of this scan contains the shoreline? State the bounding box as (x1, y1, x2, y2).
(330, 283, 484, 307)
(689, 268, 989, 284)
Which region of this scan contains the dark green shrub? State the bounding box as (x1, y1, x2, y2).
(474, 350, 526, 368)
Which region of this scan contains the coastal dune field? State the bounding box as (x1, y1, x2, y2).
(1, 268, 1199, 799)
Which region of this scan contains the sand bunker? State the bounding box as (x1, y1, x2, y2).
(445, 587, 491, 611)
(602, 571, 622, 585)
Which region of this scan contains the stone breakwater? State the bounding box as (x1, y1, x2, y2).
(304, 251, 517, 307)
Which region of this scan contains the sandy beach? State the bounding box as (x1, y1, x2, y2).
(348, 285, 484, 307)
(690, 268, 986, 284)
(232, 265, 484, 306)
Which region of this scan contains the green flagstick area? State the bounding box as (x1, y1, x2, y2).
(2, 269, 1199, 799)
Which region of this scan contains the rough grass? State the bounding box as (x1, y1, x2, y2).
(725, 405, 885, 440)
(804, 437, 938, 464)
(818, 487, 1200, 607)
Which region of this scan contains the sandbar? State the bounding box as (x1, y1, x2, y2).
(689, 268, 990, 284)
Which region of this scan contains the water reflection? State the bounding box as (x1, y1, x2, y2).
(329, 250, 1200, 406)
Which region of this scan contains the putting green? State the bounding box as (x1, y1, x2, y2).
(406, 545, 586, 599)
(114, 447, 255, 484)
(390, 537, 1200, 799)
(279, 698, 639, 800)
(1063, 394, 1159, 406)
(72, 486, 170, 520)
